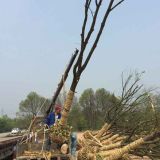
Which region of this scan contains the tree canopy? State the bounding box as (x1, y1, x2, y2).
(19, 92, 50, 116)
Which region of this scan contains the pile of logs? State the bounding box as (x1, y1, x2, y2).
(132, 137, 160, 159)
(77, 123, 159, 160)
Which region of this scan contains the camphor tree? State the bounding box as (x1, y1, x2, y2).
(49, 0, 126, 150)
(54, 1, 160, 160)
(60, 0, 125, 126)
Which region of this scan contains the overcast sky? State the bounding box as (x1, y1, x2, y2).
(0, 0, 160, 117)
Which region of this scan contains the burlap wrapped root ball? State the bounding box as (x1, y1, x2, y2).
(49, 121, 72, 144)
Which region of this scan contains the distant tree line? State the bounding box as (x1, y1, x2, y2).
(1, 72, 160, 135)
(1, 89, 160, 134)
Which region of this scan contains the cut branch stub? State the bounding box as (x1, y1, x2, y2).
(102, 134, 120, 145)
(96, 123, 111, 138)
(100, 142, 122, 151)
(100, 133, 113, 142)
(83, 130, 103, 147)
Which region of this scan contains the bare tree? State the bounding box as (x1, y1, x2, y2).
(60, 0, 125, 126)
(105, 71, 149, 124)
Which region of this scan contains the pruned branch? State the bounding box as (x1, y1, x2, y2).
(110, 0, 125, 11)
(81, 0, 115, 71)
(46, 49, 78, 116)
(89, 7, 94, 18)
(125, 119, 153, 143)
(105, 71, 149, 125)
(81, 0, 92, 45)
(144, 131, 160, 141)
(95, 0, 98, 6)
(72, 0, 125, 87)
(75, 0, 103, 73)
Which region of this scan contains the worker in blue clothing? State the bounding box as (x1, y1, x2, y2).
(44, 104, 62, 151)
(45, 104, 62, 127)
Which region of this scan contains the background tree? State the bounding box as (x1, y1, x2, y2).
(95, 88, 119, 125)
(79, 88, 119, 130)
(79, 88, 96, 129)
(68, 103, 87, 131)
(0, 115, 16, 133)
(17, 92, 50, 129)
(19, 91, 50, 116)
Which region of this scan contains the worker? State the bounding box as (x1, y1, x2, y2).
(70, 132, 77, 158)
(45, 104, 62, 127)
(44, 104, 62, 151)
